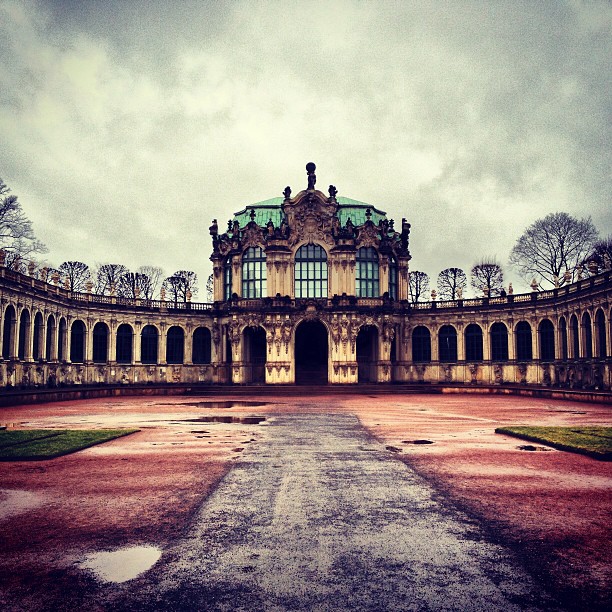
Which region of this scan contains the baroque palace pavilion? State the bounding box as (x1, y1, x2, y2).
(0, 163, 611, 390)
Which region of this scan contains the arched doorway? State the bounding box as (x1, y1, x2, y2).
(243, 326, 266, 383)
(295, 320, 328, 385)
(357, 325, 378, 383)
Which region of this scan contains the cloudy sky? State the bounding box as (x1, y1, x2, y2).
(0, 0, 610, 297)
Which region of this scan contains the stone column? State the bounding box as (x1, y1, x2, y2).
(456, 323, 465, 361)
(109, 321, 117, 363)
(9, 311, 18, 360)
(184, 325, 193, 365)
(430, 325, 439, 362)
(159, 324, 167, 364)
(482, 323, 491, 361)
(49, 320, 58, 361)
(133, 323, 142, 364)
(507, 324, 515, 361)
(531, 320, 539, 361)
(39, 317, 47, 361)
(85, 321, 94, 362)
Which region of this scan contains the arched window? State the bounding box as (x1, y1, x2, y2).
(141, 325, 158, 364)
(242, 247, 266, 298)
(295, 244, 328, 298)
(58, 318, 67, 361)
(224, 257, 232, 301)
(570, 314, 579, 359)
(388, 256, 398, 300)
(18, 309, 30, 360)
(559, 317, 568, 360)
(356, 247, 379, 298)
(582, 312, 592, 358)
(490, 322, 508, 361)
(33, 313, 43, 360)
(116, 324, 133, 363)
(2, 305, 16, 360)
(93, 322, 109, 363)
(539, 320, 555, 361)
(515, 321, 532, 360)
(412, 326, 431, 362)
(438, 325, 458, 362)
(595, 309, 607, 358)
(70, 320, 86, 363)
(166, 326, 184, 364)
(192, 327, 212, 364)
(465, 324, 483, 361)
(46, 314, 56, 361)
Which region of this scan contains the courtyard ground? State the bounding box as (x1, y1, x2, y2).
(0, 393, 610, 610)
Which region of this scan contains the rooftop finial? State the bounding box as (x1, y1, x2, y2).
(306, 162, 316, 190)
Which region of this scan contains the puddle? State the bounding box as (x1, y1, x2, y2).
(518, 445, 552, 452)
(154, 401, 267, 409)
(404, 439, 435, 445)
(181, 416, 266, 425)
(0, 489, 44, 519)
(79, 545, 162, 583)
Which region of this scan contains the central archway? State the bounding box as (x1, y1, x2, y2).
(295, 320, 328, 385)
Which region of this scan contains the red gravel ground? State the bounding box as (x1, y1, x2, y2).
(0, 393, 610, 610)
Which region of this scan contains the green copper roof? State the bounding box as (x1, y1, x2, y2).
(233, 196, 387, 228)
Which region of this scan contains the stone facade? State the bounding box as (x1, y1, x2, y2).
(1, 165, 611, 390)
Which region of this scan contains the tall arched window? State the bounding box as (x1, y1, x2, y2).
(58, 318, 67, 361)
(224, 257, 232, 301)
(93, 322, 109, 363)
(166, 326, 184, 364)
(465, 324, 483, 361)
(559, 317, 568, 360)
(70, 320, 86, 363)
(46, 314, 56, 361)
(515, 321, 532, 360)
(412, 326, 431, 362)
(141, 325, 158, 364)
(242, 247, 267, 298)
(295, 244, 328, 298)
(490, 322, 508, 361)
(2, 305, 16, 360)
(356, 247, 379, 298)
(595, 309, 607, 358)
(570, 314, 579, 359)
(539, 320, 555, 361)
(388, 256, 398, 300)
(33, 313, 43, 360)
(193, 327, 212, 364)
(582, 312, 593, 358)
(116, 324, 133, 363)
(438, 325, 458, 362)
(18, 309, 30, 360)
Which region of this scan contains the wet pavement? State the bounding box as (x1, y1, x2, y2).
(104, 412, 557, 611)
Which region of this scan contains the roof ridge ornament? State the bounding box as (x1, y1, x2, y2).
(306, 162, 316, 190)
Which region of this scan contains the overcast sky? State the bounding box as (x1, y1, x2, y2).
(0, 0, 610, 297)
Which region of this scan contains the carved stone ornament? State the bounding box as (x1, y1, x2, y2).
(356, 223, 380, 248)
(284, 190, 338, 247)
(241, 224, 264, 249)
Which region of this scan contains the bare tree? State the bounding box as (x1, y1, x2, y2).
(59, 261, 91, 292)
(137, 265, 163, 299)
(117, 271, 149, 298)
(162, 270, 198, 303)
(95, 263, 128, 295)
(509, 212, 598, 287)
(437, 267, 467, 300)
(585, 235, 612, 272)
(470, 259, 504, 296)
(0, 177, 47, 265)
(408, 270, 430, 303)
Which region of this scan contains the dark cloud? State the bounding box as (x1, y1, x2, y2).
(0, 0, 609, 293)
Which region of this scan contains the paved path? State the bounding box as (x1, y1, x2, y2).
(113, 413, 556, 611)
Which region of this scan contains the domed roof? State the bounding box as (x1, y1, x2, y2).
(233, 196, 388, 228)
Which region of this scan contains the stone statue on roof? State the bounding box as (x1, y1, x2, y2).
(306, 162, 316, 189)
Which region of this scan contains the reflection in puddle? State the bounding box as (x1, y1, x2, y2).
(153, 401, 268, 409)
(79, 545, 162, 583)
(181, 415, 266, 425)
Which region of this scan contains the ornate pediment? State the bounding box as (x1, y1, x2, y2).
(283, 190, 338, 247)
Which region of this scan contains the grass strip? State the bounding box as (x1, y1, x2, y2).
(0, 430, 62, 449)
(495, 426, 612, 460)
(0, 429, 139, 460)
